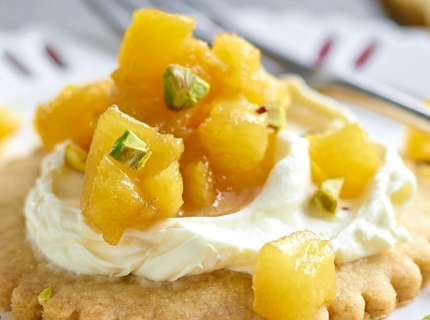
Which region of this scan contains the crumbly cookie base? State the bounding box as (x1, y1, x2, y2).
(1, 152, 429, 320)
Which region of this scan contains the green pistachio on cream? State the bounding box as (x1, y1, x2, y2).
(264, 102, 287, 130)
(64, 143, 87, 173)
(162, 64, 210, 110)
(311, 177, 345, 214)
(109, 129, 152, 170)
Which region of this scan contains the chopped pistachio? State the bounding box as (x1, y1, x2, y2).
(422, 316, 430, 320)
(311, 177, 345, 215)
(64, 142, 88, 173)
(38, 287, 52, 305)
(162, 64, 210, 110)
(264, 102, 286, 130)
(109, 129, 151, 170)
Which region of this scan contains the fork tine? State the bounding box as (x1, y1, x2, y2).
(82, 0, 138, 34)
(121, 0, 153, 13)
(180, 1, 237, 33)
(146, 0, 225, 43)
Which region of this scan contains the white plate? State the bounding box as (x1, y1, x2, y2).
(1, 13, 430, 318)
(0, 25, 117, 163)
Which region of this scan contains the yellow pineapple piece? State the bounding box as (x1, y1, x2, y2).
(212, 33, 261, 87)
(183, 158, 216, 208)
(88, 155, 148, 245)
(403, 98, 430, 162)
(253, 230, 336, 320)
(116, 9, 195, 83)
(243, 68, 290, 106)
(212, 34, 289, 106)
(0, 106, 20, 141)
(143, 161, 183, 214)
(82, 106, 184, 245)
(199, 99, 268, 173)
(308, 123, 381, 198)
(34, 80, 113, 151)
(404, 127, 430, 162)
(173, 38, 228, 93)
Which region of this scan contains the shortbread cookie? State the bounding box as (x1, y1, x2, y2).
(1, 152, 430, 320)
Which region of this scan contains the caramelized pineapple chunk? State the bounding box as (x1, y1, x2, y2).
(212, 33, 261, 87)
(243, 68, 290, 106)
(199, 99, 268, 173)
(404, 127, 430, 162)
(308, 123, 381, 198)
(34, 80, 113, 151)
(116, 9, 196, 81)
(183, 158, 216, 208)
(0, 106, 20, 141)
(253, 230, 336, 320)
(143, 161, 183, 215)
(212, 34, 288, 106)
(87, 155, 147, 245)
(404, 99, 430, 162)
(82, 106, 184, 245)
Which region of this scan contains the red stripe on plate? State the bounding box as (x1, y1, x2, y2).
(355, 41, 378, 69)
(45, 44, 66, 68)
(314, 37, 334, 69)
(4, 51, 31, 76)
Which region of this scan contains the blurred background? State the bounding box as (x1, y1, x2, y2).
(0, 0, 388, 29)
(1, 0, 428, 30)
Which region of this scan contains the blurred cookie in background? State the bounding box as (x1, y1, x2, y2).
(380, 0, 430, 26)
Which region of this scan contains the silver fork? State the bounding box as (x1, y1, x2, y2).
(83, 0, 430, 133)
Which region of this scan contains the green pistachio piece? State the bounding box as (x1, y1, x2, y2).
(64, 142, 87, 173)
(109, 129, 152, 170)
(264, 102, 287, 130)
(38, 287, 52, 305)
(422, 315, 430, 320)
(311, 177, 345, 215)
(163, 64, 210, 110)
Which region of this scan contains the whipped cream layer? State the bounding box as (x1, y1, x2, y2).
(25, 131, 415, 281)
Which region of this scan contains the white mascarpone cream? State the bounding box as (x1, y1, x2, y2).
(25, 130, 415, 281)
